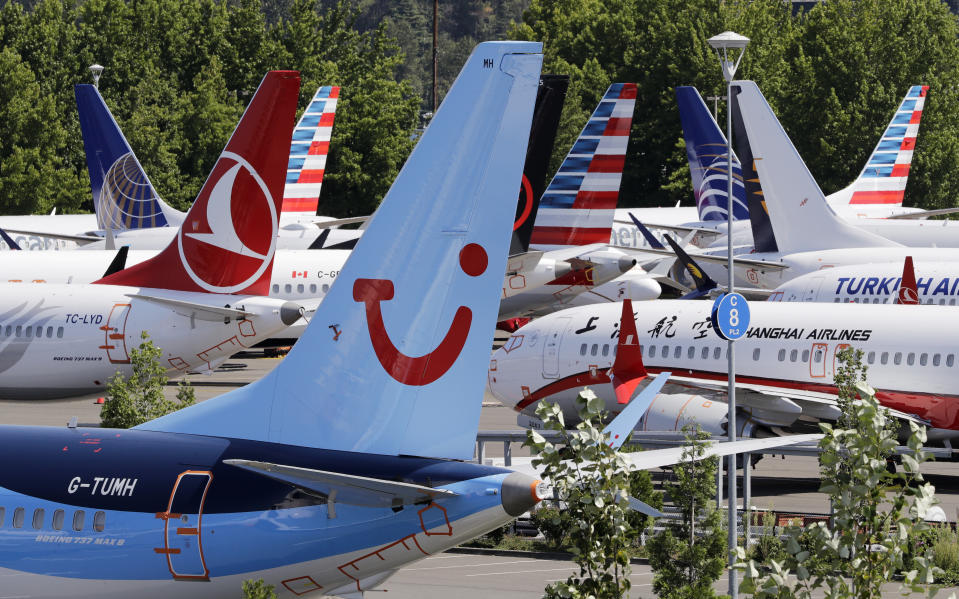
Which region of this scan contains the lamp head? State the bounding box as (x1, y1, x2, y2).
(707, 32, 749, 82)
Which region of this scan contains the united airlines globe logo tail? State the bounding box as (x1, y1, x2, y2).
(96, 153, 168, 230)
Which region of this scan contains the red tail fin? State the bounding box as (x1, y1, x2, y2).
(95, 71, 301, 295)
(609, 299, 648, 404)
(896, 256, 919, 305)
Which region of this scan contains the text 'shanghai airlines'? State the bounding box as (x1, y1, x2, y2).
(611, 84, 933, 251)
(0, 44, 817, 598)
(0, 71, 305, 399)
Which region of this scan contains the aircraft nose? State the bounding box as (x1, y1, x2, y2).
(279, 301, 304, 326)
(618, 255, 637, 274)
(500, 471, 544, 516)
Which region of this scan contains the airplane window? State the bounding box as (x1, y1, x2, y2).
(951, 299, 957, 306)
(881, 352, 889, 365)
(580, 344, 587, 356)
(284, 284, 292, 293)
(933, 354, 941, 367)
(93, 511, 105, 533)
(713, 347, 721, 360)
(46, 327, 53, 338)
(894, 352, 902, 365)
(661, 345, 669, 359)
(833, 298, 840, 303)
(814, 350, 823, 363)
(867, 351, 875, 364)
(272, 284, 279, 293)
(701, 347, 709, 360)
(649, 346, 657, 358)
(322, 284, 330, 293)
(925, 299, 933, 305)
(753, 348, 761, 361)
(940, 299, 946, 305)
(309, 284, 317, 293)
(57, 327, 64, 338)
(801, 350, 810, 363)
(72, 510, 85, 531)
(15, 326, 21, 337)
(25, 326, 32, 338)
(52, 509, 64, 531)
(12, 507, 23, 529)
(0, 506, 4, 526)
(882, 298, 889, 304)
(777, 349, 785, 362)
(31, 508, 43, 530)
(920, 353, 928, 366)
(297, 284, 304, 294)
(948, 355, 956, 367)
(674, 346, 682, 359)
(907, 353, 916, 366)
(589, 344, 597, 356)
(790, 349, 798, 362)
(3, 325, 9, 336)
(687, 346, 695, 360)
(602, 345, 609, 357)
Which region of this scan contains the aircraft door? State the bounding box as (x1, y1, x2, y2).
(809, 343, 828, 378)
(542, 316, 571, 379)
(100, 303, 132, 364)
(831, 343, 851, 378)
(156, 470, 212, 581)
(803, 277, 824, 302)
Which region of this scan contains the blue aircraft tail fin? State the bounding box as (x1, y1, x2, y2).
(75, 84, 184, 231)
(140, 42, 544, 461)
(676, 86, 748, 222)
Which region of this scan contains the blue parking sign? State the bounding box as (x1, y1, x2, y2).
(711, 293, 750, 341)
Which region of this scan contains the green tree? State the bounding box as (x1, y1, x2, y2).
(100, 332, 196, 429)
(242, 578, 278, 599)
(738, 350, 941, 598)
(525, 389, 634, 599)
(647, 424, 726, 599)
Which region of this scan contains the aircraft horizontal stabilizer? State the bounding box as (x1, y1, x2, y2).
(127, 293, 301, 324)
(622, 433, 822, 471)
(312, 215, 370, 229)
(628, 495, 665, 518)
(224, 459, 458, 508)
(611, 244, 789, 271)
(604, 373, 670, 449)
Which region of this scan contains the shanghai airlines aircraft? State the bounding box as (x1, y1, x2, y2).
(610, 84, 930, 250)
(487, 298, 959, 441)
(0, 71, 305, 399)
(0, 44, 816, 598)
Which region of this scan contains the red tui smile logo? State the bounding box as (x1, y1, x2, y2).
(353, 243, 488, 386)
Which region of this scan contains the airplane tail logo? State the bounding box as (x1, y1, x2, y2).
(283, 86, 339, 216)
(846, 85, 928, 206)
(75, 84, 177, 230)
(676, 86, 748, 222)
(94, 71, 300, 295)
(530, 83, 636, 250)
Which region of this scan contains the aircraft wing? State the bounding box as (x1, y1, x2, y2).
(885, 207, 959, 220)
(126, 293, 264, 322)
(223, 459, 458, 508)
(617, 219, 724, 242)
(611, 244, 790, 271)
(621, 433, 822, 470)
(1, 228, 102, 243)
(312, 216, 370, 228)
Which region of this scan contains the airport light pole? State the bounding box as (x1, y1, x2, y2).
(89, 64, 104, 89)
(707, 30, 749, 599)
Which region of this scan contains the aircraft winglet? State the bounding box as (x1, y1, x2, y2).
(0, 227, 21, 250)
(628, 212, 665, 250)
(896, 256, 919, 305)
(663, 234, 718, 299)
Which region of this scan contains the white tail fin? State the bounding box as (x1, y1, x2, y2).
(731, 81, 899, 254)
(139, 43, 544, 461)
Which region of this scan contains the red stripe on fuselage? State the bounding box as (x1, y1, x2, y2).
(514, 366, 959, 429)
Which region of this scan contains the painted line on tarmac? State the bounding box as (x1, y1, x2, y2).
(466, 567, 576, 577)
(405, 559, 537, 571)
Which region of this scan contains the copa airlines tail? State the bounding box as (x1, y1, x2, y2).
(827, 85, 928, 206)
(282, 86, 339, 217)
(94, 71, 301, 296)
(142, 43, 544, 462)
(731, 80, 900, 254)
(75, 84, 184, 231)
(675, 86, 747, 222)
(530, 83, 636, 251)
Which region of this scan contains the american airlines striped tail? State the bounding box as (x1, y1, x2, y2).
(530, 83, 636, 251)
(676, 86, 748, 222)
(283, 86, 339, 217)
(829, 85, 928, 206)
(75, 84, 185, 230)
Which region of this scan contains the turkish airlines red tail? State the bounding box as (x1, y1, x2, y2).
(896, 256, 919, 305)
(95, 71, 301, 295)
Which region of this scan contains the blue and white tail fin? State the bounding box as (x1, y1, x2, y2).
(74, 84, 185, 230)
(282, 85, 339, 219)
(730, 81, 899, 254)
(140, 42, 544, 461)
(676, 86, 748, 222)
(827, 85, 928, 207)
(530, 83, 636, 251)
